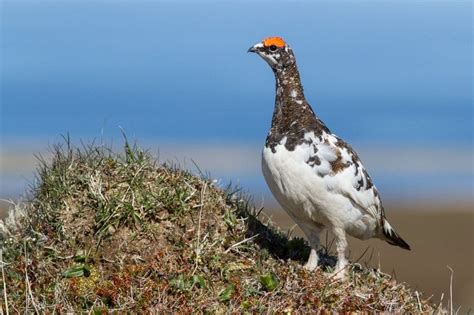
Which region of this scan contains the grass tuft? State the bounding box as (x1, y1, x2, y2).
(0, 138, 446, 313)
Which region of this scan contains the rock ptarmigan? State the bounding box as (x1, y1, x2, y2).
(248, 36, 410, 277)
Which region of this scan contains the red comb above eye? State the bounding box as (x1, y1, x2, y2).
(263, 37, 286, 48)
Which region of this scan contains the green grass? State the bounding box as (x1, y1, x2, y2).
(0, 138, 445, 313)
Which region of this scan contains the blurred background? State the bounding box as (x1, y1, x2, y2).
(1, 0, 472, 310)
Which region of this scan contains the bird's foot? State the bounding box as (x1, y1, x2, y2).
(331, 259, 348, 280)
(303, 261, 318, 271)
(302, 248, 319, 271)
(331, 268, 347, 280)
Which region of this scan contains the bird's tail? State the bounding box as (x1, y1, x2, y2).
(381, 218, 411, 250)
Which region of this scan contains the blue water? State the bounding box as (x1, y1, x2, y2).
(1, 1, 472, 201)
(1, 1, 472, 145)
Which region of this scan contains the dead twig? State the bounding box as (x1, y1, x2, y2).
(447, 265, 454, 315)
(415, 291, 422, 312)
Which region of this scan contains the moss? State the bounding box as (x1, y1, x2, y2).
(0, 138, 444, 313)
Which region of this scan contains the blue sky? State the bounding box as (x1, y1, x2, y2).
(1, 0, 472, 201)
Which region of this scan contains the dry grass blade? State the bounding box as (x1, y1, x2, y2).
(224, 233, 260, 254)
(193, 182, 207, 275)
(1, 250, 9, 315)
(24, 241, 39, 314)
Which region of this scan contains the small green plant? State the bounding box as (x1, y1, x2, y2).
(63, 265, 91, 278)
(219, 284, 236, 302)
(260, 272, 279, 292)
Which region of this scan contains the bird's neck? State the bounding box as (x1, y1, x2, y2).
(274, 63, 305, 106)
(266, 62, 328, 152)
(270, 63, 310, 130)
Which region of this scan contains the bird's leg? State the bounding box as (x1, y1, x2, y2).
(332, 227, 348, 279)
(299, 224, 322, 271)
(304, 247, 319, 271)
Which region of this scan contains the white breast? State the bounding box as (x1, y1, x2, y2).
(262, 141, 377, 238)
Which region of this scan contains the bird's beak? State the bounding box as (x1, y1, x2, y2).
(248, 42, 264, 54)
(247, 46, 257, 53)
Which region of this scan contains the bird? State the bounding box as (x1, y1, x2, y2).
(248, 36, 410, 277)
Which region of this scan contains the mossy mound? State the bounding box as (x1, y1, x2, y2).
(0, 139, 443, 313)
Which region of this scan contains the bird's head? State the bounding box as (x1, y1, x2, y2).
(248, 36, 295, 70)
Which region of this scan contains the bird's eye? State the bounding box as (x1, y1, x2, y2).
(269, 45, 278, 52)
